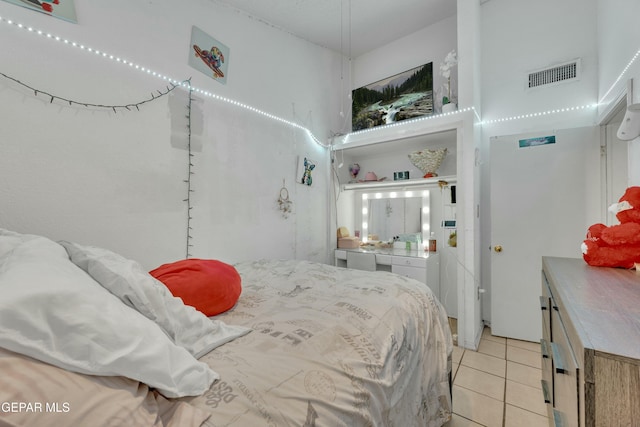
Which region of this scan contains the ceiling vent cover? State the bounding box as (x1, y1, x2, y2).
(527, 59, 580, 89)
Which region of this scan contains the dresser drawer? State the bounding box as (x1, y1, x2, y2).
(541, 272, 554, 415)
(540, 338, 553, 405)
(542, 257, 640, 427)
(392, 264, 425, 282)
(551, 306, 579, 427)
(541, 271, 552, 342)
(375, 254, 392, 265)
(391, 256, 427, 268)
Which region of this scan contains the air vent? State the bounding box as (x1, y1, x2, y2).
(527, 59, 580, 89)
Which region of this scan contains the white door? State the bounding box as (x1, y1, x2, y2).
(490, 127, 601, 342)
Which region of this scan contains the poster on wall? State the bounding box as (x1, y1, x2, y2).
(518, 135, 556, 148)
(297, 156, 316, 187)
(2, 0, 77, 23)
(188, 26, 230, 85)
(351, 62, 433, 131)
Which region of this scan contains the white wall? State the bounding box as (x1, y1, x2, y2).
(597, 0, 640, 186)
(352, 14, 458, 124)
(0, 0, 341, 269)
(479, 0, 599, 323)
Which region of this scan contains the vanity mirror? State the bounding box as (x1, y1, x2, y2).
(361, 190, 430, 248)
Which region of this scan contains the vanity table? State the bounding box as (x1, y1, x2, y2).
(335, 248, 440, 300)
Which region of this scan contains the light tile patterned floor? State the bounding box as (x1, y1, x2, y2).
(445, 326, 549, 427)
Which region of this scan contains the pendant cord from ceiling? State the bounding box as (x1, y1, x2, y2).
(337, 0, 352, 135)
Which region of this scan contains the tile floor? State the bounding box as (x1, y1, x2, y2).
(445, 326, 549, 427)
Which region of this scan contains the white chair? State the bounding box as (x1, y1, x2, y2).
(346, 251, 377, 272)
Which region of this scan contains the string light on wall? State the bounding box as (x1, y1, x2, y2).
(599, 48, 640, 105)
(481, 103, 598, 125)
(184, 80, 195, 259)
(339, 107, 477, 145)
(346, 106, 476, 137)
(0, 71, 184, 112)
(0, 14, 328, 147)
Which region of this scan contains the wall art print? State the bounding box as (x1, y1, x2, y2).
(352, 62, 433, 131)
(297, 156, 316, 187)
(188, 25, 230, 85)
(2, 0, 77, 23)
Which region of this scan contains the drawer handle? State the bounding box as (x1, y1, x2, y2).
(540, 339, 549, 359)
(541, 379, 551, 404)
(552, 409, 564, 427)
(539, 296, 548, 310)
(550, 342, 567, 374)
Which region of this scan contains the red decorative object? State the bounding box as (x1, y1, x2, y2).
(150, 259, 242, 316)
(582, 187, 640, 269)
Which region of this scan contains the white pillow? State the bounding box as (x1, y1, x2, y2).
(0, 228, 37, 257)
(59, 241, 250, 358)
(0, 233, 218, 398)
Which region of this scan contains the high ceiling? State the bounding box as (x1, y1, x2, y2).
(209, 0, 457, 57)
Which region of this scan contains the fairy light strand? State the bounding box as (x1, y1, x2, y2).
(347, 106, 476, 137)
(0, 14, 329, 147)
(3, 13, 633, 143)
(599, 48, 640, 105)
(0, 71, 184, 112)
(481, 103, 598, 125)
(185, 81, 195, 259)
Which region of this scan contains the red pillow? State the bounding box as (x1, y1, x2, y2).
(150, 259, 241, 316)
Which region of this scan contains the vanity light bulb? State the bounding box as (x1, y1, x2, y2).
(390, 192, 397, 198)
(405, 191, 413, 197)
(362, 222, 368, 230)
(375, 193, 382, 199)
(362, 208, 368, 215)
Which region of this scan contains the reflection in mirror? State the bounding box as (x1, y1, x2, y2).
(368, 198, 422, 241)
(362, 190, 430, 248)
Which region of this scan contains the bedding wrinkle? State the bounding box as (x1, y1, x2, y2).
(0, 347, 211, 427)
(59, 241, 250, 360)
(0, 232, 450, 427)
(0, 231, 219, 399)
(186, 259, 452, 427)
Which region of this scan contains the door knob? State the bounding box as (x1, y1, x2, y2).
(494, 245, 503, 253)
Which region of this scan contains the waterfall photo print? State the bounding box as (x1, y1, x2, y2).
(351, 62, 433, 131)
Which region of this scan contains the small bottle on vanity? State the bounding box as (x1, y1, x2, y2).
(428, 232, 437, 252)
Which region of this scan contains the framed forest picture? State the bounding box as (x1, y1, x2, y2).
(352, 62, 433, 131)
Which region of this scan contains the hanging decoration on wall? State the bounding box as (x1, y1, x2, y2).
(0, 71, 186, 113)
(0, 67, 197, 256)
(0, 14, 327, 147)
(297, 156, 316, 186)
(188, 25, 230, 85)
(277, 179, 293, 219)
(1, 0, 77, 23)
(183, 79, 195, 258)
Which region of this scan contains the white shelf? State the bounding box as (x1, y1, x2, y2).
(342, 175, 456, 191)
(332, 109, 473, 151)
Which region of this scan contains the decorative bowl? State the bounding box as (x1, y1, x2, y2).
(408, 147, 447, 178)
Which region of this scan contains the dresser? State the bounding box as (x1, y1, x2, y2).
(540, 257, 640, 427)
(335, 248, 440, 299)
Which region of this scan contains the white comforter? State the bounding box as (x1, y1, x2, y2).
(185, 259, 453, 427)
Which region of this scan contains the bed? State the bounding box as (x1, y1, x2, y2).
(0, 229, 453, 427)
